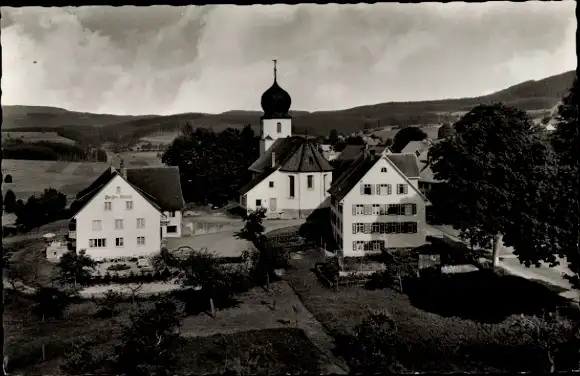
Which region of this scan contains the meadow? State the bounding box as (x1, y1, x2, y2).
(2, 159, 108, 200)
(139, 131, 179, 144)
(117, 151, 165, 167)
(2, 131, 77, 145)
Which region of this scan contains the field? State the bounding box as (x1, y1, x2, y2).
(139, 131, 179, 144)
(1, 159, 107, 200)
(2, 131, 77, 145)
(116, 151, 165, 167)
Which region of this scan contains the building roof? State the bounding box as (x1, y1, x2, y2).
(401, 140, 431, 155)
(125, 166, 185, 211)
(238, 169, 276, 195)
(248, 136, 333, 173)
(328, 152, 428, 202)
(336, 145, 389, 162)
(70, 166, 184, 218)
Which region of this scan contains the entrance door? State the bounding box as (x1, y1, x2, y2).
(269, 198, 277, 211)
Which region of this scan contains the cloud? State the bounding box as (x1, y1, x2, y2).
(1, 3, 576, 115)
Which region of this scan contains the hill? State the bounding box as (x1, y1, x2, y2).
(2, 70, 575, 142)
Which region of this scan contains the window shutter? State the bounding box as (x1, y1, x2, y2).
(352, 205, 356, 215)
(370, 184, 375, 195)
(404, 184, 409, 194)
(360, 184, 365, 195)
(352, 241, 357, 251)
(352, 223, 356, 234)
(412, 204, 417, 215)
(376, 184, 381, 195)
(387, 184, 392, 195)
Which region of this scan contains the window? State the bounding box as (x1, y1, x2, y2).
(307, 175, 314, 189)
(400, 222, 418, 234)
(323, 174, 327, 192)
(361, 184, 373, 195)
(372, 223, 380, 234)
(168, 211, 176, 218)
(256, 199, 262, 207)
(403, 204, 417, 215)
(137, 236, 145, 246)
(372, 204, 380, 215)
(397, 184, 408, 194)
(137, 218, 145, 229)
(92, 220, 102, 231)
(381, 167, 387, 172)
(363, 223, 372, 234)
(289, 176, 295, 198)
(126, 201, 133, 210)
(377, 184, 391, 195)
(308, 157, 314, 165)
(167, 225, 177, 233)
(114, 219, 124, 230)
(104, 201, 112, 211)
(116, 186, 121, 194)
(339, 204, 343, 214)
(387, 204, 401, 215)
(89, 238, 107, 248)
(269, 181, 274, 188)
(277, 122, 282, 133)
(115, 237, 124, 247)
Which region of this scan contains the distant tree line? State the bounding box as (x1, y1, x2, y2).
(3, 188, 68, 232)
(2, 139, 107, 162)
(161, 123, 259, 207)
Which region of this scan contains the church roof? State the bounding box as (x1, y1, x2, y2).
(248, 136, 334, 174)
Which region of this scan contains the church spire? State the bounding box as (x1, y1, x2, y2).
(273, 59, 277, 82)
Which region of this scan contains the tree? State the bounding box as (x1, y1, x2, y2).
(4, 174, 13, 183)
(333, 139, 347, 152)
(235, 208, 267, 249)
(380, 253, 418, 293)
(549, 76, 580, 285)
(4, 189, 17, 213)
(112, 298, 183, 376)
(15, 188, 67, 230)
(429, 103, 556, 267)
(437, 122, 455, 139)
(328, 129, 339, 146)
(391, 127, 428, 153)
(31, 286, 75, 319)
(346, 135, 365, 145)
(56, 249, 97, 287)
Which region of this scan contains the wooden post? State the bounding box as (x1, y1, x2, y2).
(42, 314, 46, 361)
(209, 297, 215, 318)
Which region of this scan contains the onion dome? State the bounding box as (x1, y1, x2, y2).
(261, 60, 292, 119)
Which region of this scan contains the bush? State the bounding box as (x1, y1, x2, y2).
(107, 263, 131, 271)
(4, 174, 13, 183)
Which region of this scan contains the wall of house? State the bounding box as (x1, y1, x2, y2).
(339, 156, 428, 257)
(242, 169, 333, 219)
(161, 210, 182, 238)
(75, 174, 162, 261)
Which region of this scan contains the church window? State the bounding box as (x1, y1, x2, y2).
(307, 175, 314, 189)
(289, 176, 295, 198)
(256, 199, 262, 207)
(308, 156, 314, 165)
(269, 181, 274, 188)
(277, 122, 282, 133)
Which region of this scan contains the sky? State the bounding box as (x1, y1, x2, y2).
(1, 3, 576, 116)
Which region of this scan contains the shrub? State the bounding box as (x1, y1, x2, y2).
(107, 263, 131, 271)
(94, 290, 124, 318)
(128, 257, 138, 262)
(4, 174, 13, 183)
(102, 272, 111, 284)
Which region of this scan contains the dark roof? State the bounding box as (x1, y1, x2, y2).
(336, 145, 389, 162)
(329, 152, 425, 201)
(386, 153, 420, 178)
(248, 136, 333, 173)
(125, 166, 185, 211)
(238, 169, 275, 195)
(70, 166, 184, 217)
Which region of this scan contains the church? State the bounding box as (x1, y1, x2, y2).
(238, 61, 334, 219)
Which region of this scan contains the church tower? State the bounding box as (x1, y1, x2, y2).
(259, 60, 292, 156)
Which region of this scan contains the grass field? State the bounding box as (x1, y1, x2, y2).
(117, 151, 165, 167)
(2, 131, 77, 145)
(2, 159, 108, 200)
(139, 132, 179, 144)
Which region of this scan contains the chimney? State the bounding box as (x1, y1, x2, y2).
(119, 159, 127, 178)
(369, 148, 376, 161)
(271, 152, 276, 168)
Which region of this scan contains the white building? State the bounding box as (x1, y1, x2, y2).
(68, 164, 184, 260)
(328, 148, 431, 257)
(238, 61, 334, 219)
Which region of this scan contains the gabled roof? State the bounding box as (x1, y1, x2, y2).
(401, 140, 431, 155)
(70, 166, 185, 218)
(248, 136, 333, 173)
(125, 166, 185, 211)
(328, 152, 429, 202)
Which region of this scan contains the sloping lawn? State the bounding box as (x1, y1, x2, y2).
(285, 255, 580, 373)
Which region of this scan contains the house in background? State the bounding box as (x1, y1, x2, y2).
(238, 62, 334, 219)
(67, 163, 184, 260)
(328, 148, 431, 257)
(401, 139, 443, 195)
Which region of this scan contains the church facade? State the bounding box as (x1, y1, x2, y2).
(238, 62, 334, 219)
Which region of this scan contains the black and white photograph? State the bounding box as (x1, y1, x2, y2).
(1, 2, 579, 374)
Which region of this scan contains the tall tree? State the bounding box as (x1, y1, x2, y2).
(391, 127, 428, 153)
(550, 76, 580, 285)
(429, 103, 555, 267)
(56, 249, 97, 287)
(4, 189, 17, 213)
(437, 122, 455, 139)
(328, 129, 339, 146)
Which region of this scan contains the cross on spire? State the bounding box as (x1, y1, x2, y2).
(273, 59, 278, 82)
